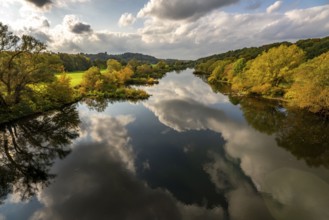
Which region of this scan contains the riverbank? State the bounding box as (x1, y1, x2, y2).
(0, 64, 187, 125)
(0, 88, 150, 125)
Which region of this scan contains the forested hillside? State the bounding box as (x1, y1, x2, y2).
(194, 36, 329, 115)
(83, 52, 159, 69)
(47, 52, 160, 73)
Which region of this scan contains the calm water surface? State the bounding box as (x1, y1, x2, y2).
(0, 69, 329, 220)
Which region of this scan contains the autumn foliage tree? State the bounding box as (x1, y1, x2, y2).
(46, 74, 75, 105)
(285, 51, 329, 114)
(80, 66, 105, 93)
(0, 22, 62, 107)
(105, 60, 134, 86)
(107, 59, 122, 72)
(232, 45, 305, 96)
(195, 39, 329, 114)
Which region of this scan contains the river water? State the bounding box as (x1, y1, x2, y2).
(0, 69, 329, 220)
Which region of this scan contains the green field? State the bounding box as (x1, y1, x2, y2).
(65, 71, 84, 87)
(58, 69, 106, 87)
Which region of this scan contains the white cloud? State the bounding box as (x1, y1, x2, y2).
(2, 1, 329, 59)
(136, 4, 329, 58)
(263, 168, 329, 220)
(266, 1, 283, 13)
(78, 113, 136, 172)
(118, 13, 136, 27)
(29, 108, 227, 220)
(55, 0, 90, 8)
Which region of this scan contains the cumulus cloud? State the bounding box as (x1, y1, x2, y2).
(32, 139, 182, 220)
(141, 70, 329, 219)
(135, 4, 329, 58)
(56, 0, 89, 7)
(204, 153, 275, 220)
(29, 110, 226, 220)
(137, 0, 240, 20)
(118, 13, 136, 27)
(266, 1, 283, 13)
(3, 2, 329, 59)
(78, 114, 136, 172)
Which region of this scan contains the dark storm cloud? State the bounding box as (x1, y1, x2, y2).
(70, 22, 92, 34)
(26, 0, 52, 7)
(138, 0, 240, 20)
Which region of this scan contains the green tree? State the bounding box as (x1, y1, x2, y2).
(107, 59, 122, 72)
(46, 74, 75, 105)
(80, 66, 105, 93)
(207, 60, 231, 83)
(127, 59, 140, 72)
(0, 22, 61, 107)
(104, 66, 134, 86)
(155, 60, 168, 70)
(136, 64, 153, 76)
(233, 58, 246, 75)
(195, 58, 217, 74)
(116, 67, 134, 85)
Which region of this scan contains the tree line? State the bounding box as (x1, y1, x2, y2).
(0, 22, 192, 123)
(194, 37, 329, 115)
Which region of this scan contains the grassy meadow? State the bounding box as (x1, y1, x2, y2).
(58, 69, 107, 87)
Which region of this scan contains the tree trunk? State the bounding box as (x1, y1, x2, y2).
(0, 94, 8, 107)
(14, 88, 21, 104)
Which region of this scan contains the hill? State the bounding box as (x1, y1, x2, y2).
(84, 52, 159, 64)
(196, 35, 329, 64)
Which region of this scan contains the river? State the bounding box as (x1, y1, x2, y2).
(0, 69, 328, 220)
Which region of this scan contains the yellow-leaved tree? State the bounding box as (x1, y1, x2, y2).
(80, 67, 105, 93)
(285, 51, 329, 114)
(232, 45, 305, 96)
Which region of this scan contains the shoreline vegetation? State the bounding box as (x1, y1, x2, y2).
(194, 37, 329, 116)
(0, 22, 191, 124)
(1, 20, 328, 123)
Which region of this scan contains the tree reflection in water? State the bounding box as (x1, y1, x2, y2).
(239, 98, 286, 135)
(83, 97, 110, 112)
(238, 97, 329, 168)
(0, 106, 80, 203)
(276, 110, 329, 168)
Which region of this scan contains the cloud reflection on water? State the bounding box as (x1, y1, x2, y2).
(30, 110, 227, 220)
(141, 70, 329, 220)
(3, 70, 328, 220)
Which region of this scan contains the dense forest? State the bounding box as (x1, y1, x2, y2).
(194, 36, 329, 115)
(84, 52, 159, 66)
(52, 52, 190, 72)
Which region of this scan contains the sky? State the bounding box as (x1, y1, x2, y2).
(1, 0, 329, 59)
